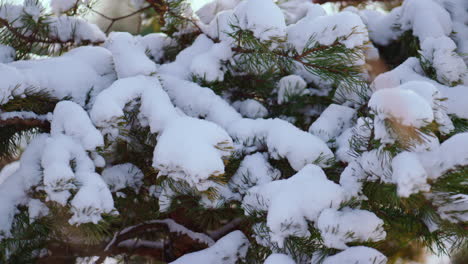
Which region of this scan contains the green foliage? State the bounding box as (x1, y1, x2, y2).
(0, 208, 51, 264)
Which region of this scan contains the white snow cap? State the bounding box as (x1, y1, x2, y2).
(170, 230, 249, 264)
(51, 101, 103, 151)
(420, 36, 467, 86)
(0, 44, 15, 63)
(264, 253, 296, 264)
(309, 104, 356, 146)
(232, 0, 286, 40)
(243, 164, 345, 247)
(232, 99, 268, 118)
(229, 153, 280, 195)
(391, 151, 430, 197)
(321, 246, 387, 264)
(317, 208, 386, 250)
(287, 11, 368, 53)
(101, 163, 144, 192)
(190, 41, 232, 82)
(277, 75, 307, 104)
(105, 32, 157, 79)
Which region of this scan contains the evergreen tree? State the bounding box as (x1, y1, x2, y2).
(0, 0, 466, 263)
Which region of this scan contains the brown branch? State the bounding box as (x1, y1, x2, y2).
(0, 117, 50, 130)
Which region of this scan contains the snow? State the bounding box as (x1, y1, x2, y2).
(317, 208, 386, 250)
(419, 133, 468, 179)
(232, 99, 268, 118)
(190, 41, 232, 82)
(399, 0, 452, 42)
(149, 218, 215, 246)
(105, 32, 157, 79)
(51, 101, 104, 151)
(196, 0, 240, 24)
(277, 75, 307, 104)
(320, 246, 387, 264)
(160, 75, 333, 171)
(101, 163, 144, 192)
(27, 199, 49, 223)
(229, 153, 280, 195)
(153, 116, 234, 192)
(159, 34, 215, 79)
(287, 11, 368, 53)
(5, 46, 114, 106)
(280, 1, 326, 25)
(138, 33, 174, 62)
(170, 231, 249, 264)
(309, 104, 356, 146)
(391, 151, 430, 197)
(0, 161, 19, 186)
(369, 87, 434, 128)
(49, 15, 106, 44)
(0, 44, 15, 63)
(0, 134, 47, 238)
(264, 253, 296, 264)
(372, 58, 468, 120)
(232, 0, 286, 41)
(243, 164, 345, 247)
(420, 36, 467, 85)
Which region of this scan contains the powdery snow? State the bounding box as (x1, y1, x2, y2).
(170, 231, 249, 264)
(309, 104, 356, 146)
(317, 208, 386, 250)
(320, 246, 387, 264)
(243, 164, 345, 247)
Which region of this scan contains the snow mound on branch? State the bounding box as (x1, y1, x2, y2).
(190, 41, 232, 82)
(287, 11, 368, 53)
(280, 0, 326, 25)
(243, 164, 345, 247)
(49, 15, 106, 44)
(138, 33, 174, 62)
(41, 134, 114, 224)
(229, 153, 280, 195)
(160, 75, 333, 171)
(319, 246, 387, 264)
(3, 46, 114, 106)
(264, 253, 295, 264)
(359, 0, 451, 45)
(232, 99, 268, 118)
(153, 116, 233, 191)
(419, 132, 468, 179)
(170, 230, 249, 264)
(420, 37, 467, 85)
(369, 86, 434, 128)
(0, 44, 15, 63)
(372, 57, 467, 120)
(391, 151, 430, 197)
(51, 101, 103, 151)
(232, 0, 286, 41)
(317, 208, 386, 250)
(196, 0, 240, 24)
(0, 135, 47, 238)
(159, 34, 215, 79)
(105, 32, 157, 78)
(277, 75, 307, 104)
(102, 163, 144, 192)
(309, 104, 356, 146)
(91, 76, 234, 192)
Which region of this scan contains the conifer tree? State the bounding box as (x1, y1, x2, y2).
(0, 0, 466, 263)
